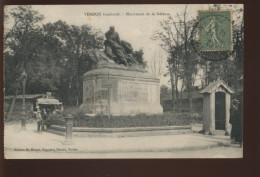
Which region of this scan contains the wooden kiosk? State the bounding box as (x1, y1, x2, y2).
(200, 79, 234, 135)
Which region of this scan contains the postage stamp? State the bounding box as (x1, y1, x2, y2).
(198, 10, 233, 51)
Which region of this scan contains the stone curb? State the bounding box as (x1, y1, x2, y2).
(74, 143, 230, 154)
(4, 141, 231, 154)
(49, 125, 192, 133)
(46, 128, 193, 138)
(5, 142, 231, 155)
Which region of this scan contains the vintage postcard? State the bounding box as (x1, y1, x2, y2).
(3, 4, 243, 159)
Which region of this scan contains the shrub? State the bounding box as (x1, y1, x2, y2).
(52, 111, 195, 128)
(49, 106, 202, 128)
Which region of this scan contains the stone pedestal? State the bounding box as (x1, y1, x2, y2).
(62, 114, 74, 145)
(80, 63, 163, 115)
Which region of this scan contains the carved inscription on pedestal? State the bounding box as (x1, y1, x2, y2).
(119, 82, 148, 103)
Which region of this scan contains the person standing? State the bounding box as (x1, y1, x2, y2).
(229, 99, 243, 147)
(37, 108, 47, 132)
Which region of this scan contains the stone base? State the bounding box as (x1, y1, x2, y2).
(80, 63, 163, 116)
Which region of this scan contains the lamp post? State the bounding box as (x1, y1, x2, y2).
(21, 70, 27, 129)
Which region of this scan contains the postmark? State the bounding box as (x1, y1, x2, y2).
(198, 10, 233, 52)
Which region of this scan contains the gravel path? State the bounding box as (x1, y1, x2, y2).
(4, 122, 242, 159)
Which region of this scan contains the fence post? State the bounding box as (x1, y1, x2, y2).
(63, 114, 74, 144)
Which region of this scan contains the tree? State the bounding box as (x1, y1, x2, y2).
(132, 49, 147, 68)
(4, 5, 45, 118)
(152, 16, 183, 106)
(43, 20, 104, 105)
(153, 5, 200, 114)
(4, 5, 105, 114)
(5, 6, 67, 97)
(203, 4, 244, 94)
(160, 85, 171, 104)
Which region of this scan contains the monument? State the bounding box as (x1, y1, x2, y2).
(80, 27, 163, 115)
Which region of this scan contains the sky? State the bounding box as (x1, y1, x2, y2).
(5, 4, 243, 87)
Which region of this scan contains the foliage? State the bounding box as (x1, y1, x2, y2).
(4, 5, 148, 107)
(153, 6, 200, 113)
(160, 85, 171, 102)
(153, 5, 244, 113)
(132, 49, 147, 68)
(4, 5, 243, 112)
(52, 111, 195, 128)
(42, 20, 104, 105)
(4, 6, 104, 106)
(204, 4, 244, 93)
(4, 5, 45, 95)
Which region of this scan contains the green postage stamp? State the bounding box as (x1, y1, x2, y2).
(198, 10, 232, 51)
